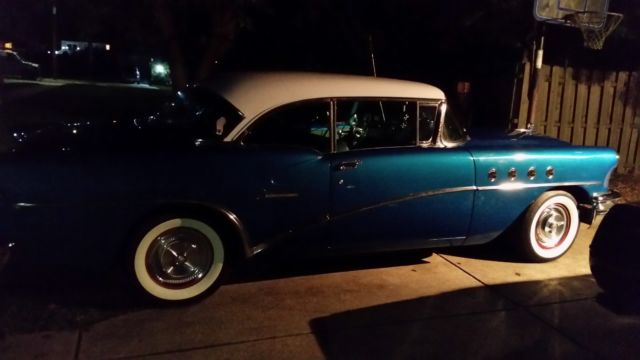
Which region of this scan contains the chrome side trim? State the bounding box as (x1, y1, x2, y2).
(477, 181, 601, 191)
(264, 192, 300, 199)
(13, 202, 37, 209)
(214, 206, 254, 258)
(333, 185, 476, 221)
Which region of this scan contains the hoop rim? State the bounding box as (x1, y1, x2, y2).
(563, 10, 624, 29)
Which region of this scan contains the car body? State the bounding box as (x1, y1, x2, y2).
(0, 72, 619, 302)
(590, 202, 640, 298)
(0, 50, 40, 80)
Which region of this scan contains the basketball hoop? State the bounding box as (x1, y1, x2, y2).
(564, 11, 624, 50)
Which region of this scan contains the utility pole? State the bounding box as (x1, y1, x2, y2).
(527, 24, 545, 130)
(51, 1, 58, 78)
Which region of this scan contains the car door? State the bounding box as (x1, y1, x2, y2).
(328, 99, 475, 252)
(238, 100, 332, 243)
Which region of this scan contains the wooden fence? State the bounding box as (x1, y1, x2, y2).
(514, 62, 640, 174)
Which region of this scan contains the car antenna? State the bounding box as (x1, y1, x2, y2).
(369, 34, 387, 122)
(368, 34, 378, 77)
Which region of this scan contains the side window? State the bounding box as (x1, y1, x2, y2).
(418, 104, 438, 144)
(243, 101, 330, 152)
(336, 99, 417, 151)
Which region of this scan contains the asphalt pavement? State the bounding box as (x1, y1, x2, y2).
(1, 221, 639, 360)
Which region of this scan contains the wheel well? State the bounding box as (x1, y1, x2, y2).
(547, 186, 591, 206)
(130, 203, 251, 262)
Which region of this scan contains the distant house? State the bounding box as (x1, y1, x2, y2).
(56, 40, 110, 55)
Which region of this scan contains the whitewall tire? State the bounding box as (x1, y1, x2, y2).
(133, 218, 225, 301)
(520, 191, 580, 262)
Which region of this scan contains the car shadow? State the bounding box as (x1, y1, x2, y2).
(0, 265, 144, 336)
(308, 275, 639, 359)
(0, 249, 432, 336)
(434, 238, 522, 262)
(229, 249, 434, 284)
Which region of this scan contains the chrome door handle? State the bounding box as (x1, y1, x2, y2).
(337, 160, 361, 171)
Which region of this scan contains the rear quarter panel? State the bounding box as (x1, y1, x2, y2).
(466, 145, 618, 245)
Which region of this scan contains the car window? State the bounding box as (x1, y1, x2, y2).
(335, 99, 417, 151)
(243, 101, 330, 153)
(419, 104, 438, 144)
(442, 107, 467, 144)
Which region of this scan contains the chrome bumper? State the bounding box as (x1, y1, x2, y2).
(593, 190, 622, 214)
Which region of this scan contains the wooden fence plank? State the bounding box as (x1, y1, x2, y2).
(546, 66, 563, 138)
(517, 62, 531, 129)
(559, 66, 576, 142)
(631, 103, 640, 174)
(628, 128, 639, 173)
(584, 70, 602, 146)
(515, 63, 639, 173)
(534, 65, 551, 133)
(609, 71, 629, 152)
(597, 71, 616, 147)
(635, 118, 640, 175)
(619, 72, 639, 173)
(572, 69, 590, 146)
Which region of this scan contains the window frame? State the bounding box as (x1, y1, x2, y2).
(236, 97, 451, 153)
(238, 98, 333, 154)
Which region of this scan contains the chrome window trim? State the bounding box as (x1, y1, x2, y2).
(233, 97, 447, 152)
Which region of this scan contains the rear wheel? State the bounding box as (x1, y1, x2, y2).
(132, 217, 226, 302)
(519, 191, 580, 262)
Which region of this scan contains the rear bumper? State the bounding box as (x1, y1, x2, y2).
(580, 190, 622, 225)
(593, 190, 622, 214)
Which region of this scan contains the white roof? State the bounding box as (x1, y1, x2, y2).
(208, 72, 445, 122)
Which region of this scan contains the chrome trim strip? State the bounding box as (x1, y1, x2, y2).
(477, 181, 601, 191)
(13, 202, 37, 208)
(264, 192, 300, 199)
(333, 185, 476, 221)
(214, 206, 254, 258)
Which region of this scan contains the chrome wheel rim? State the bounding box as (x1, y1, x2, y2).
(145, 227, 214, 289)
(535, 204, 570, 249)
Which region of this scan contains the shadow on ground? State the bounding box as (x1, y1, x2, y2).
(0, 265, 142, 337)
(309, 275, 640, 359)
(230, 249, 434, 284)
(0, 249, 432, 336)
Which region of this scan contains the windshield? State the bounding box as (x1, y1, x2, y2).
(141, 87, 243, 140)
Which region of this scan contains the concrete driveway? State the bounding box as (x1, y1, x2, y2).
(1, 222, 639, 360)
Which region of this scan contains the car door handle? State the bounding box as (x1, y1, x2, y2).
(337, 160, 361, 171)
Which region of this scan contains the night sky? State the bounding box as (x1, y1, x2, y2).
(1, 0, 639, 127)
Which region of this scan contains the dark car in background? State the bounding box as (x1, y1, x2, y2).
(590, 202, 640, 299)
(0, 50, 40, 80)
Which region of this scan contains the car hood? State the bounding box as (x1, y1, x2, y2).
(8, 117, 213, 153)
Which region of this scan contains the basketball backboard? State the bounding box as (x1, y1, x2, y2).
(534, 0, 610, 25)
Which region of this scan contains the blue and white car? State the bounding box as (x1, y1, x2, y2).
(0, 72, 619, 302)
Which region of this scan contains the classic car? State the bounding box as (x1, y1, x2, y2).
(0, 72, 619, 302)
(0, 50, 40, 80)
(590, 202, 640, 299)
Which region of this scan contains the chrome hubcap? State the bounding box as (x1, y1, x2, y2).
(536, 204, 570, 249)
(146, 227, 213, 288)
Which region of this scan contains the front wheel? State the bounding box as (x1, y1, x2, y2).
(132, 217, 225, 302)
(519, 191, 580, 262)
